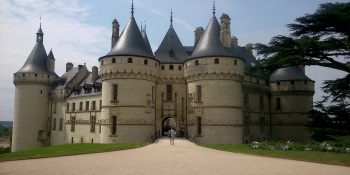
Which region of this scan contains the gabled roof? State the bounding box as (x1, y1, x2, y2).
(269, 66, 313, 82)
(190, 15, 235, 59)
(155, 26, 189, 63)
(100, 16, 155, 60)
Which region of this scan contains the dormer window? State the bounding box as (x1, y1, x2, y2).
(112, 58, 116, 63)
(178, 65, 182, 70)
(195, 60, 199, 65)
(214, 58, 219, 64)
(234, 59, 237, 65)
(144, 59, 148, 65)
(127, 57, 133, 63)
(169, 65, 174, 70)
(161, 65, 164, 70)
(291, 81, 294, 85)
(277, 82, 280, 86)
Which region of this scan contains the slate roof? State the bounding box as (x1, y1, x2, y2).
(100, 16, 155, 60)
(269, 66, 313, 82)
(155, 26, 189, 63)
(190, 15, 235, 59)
(16, 27, 56, 75)
(141, 31, 153, 56)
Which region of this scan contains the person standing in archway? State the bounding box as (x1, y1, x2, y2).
(169, 127, 176, 145)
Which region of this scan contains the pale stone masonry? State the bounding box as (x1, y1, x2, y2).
(12, 3, 315, 152)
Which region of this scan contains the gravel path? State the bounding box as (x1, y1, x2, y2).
(1, 137, 349, 175)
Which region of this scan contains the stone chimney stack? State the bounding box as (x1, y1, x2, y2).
(194, 27, 204, 47)
(220, 13, 231, 48)
(231, 36, 238, 48)
(91, 66, 99, 82)
(245, 43, 253, 53)
(66, 62, 73, 72)
(111, 19, 120, 49)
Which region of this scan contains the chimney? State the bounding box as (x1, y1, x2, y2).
(194, 27, 204, 47)
(66, 62, 73, 72)
(231, 36, 238, 48)
(245, 43, 253, 53)
(111, 19, 120, 49)
(220, 13, 231, 48)
(91, 66, 99, 82)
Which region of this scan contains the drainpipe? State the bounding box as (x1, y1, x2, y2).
(269, 93, 272, 140)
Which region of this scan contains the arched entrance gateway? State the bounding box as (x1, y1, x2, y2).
(161, 117, 176, 136)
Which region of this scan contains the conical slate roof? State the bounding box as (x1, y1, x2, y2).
(270, 66, 313, 82)
(16, 27, 55, 75)
(101, 16, 155, 60)
(47, 49, 55, 60)
(141, 31, 153, 56)
(155, 26, 189, 63)
(190, 15, 234, 59)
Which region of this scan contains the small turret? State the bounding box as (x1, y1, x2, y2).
(47, 49, 55, 72)
(194, 27, 204, 47)
(220, 13, 231, 48)
(111, 19, 120, 49)
(66, 62, 73, 72)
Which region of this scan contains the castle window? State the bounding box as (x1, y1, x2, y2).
(234, 59, 237, 65)
(71, 116, 76, 132)
(100, 100, 102, 110)
(111, 116, 117, 135)
(197, 85, 202, 102)
(144, 59, 148, 65)
(112, 58, 116, 63)
(169, 65, 174, 70)
(197, 117, 202, 135)
(257, 79, 260, 84)
(99, 125, 101, 133)
(86, 101, 89, 111)
(48, 75, 50, 78)
(152, 86, 155, 102)
(244, 93, 249, 109)
(266, 80, 269, 85)
(53, 118, 56, 130)
(40, 90, 42, 94)
(53, 103, 57, 114)
(155, 63, 157, 67)
(277, 81, 280, 86)
(113, 85, 118, 100)
(127, 57, 133, 63)
(195, 60, 199, 65)
(161, 65, 164, 70)
(35, 74, 37, 77)
(214, 58, 219, 64)
(72, 103, 75, 111)
(90, 116, 96, 132)
(178, 65, 182, 70)
(276, 97, 281, 110)
(167, 85, 172, 100)
(291, 81, 294, 85)
(244, 115, 250, 134)
(305, 81, 307, 85)
(23, 73, 25, 76)
(260, 95, 264, 111)
(59, 118, 63, 131)
(80, 102, 83, 111)
(92, 101, 96, 110)
(67, 103, 70, 112)
(101, 60, 103, 66)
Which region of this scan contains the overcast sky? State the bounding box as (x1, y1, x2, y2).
(0, 0, 347, 121)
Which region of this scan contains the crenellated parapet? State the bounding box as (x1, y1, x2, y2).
(13, 72, 56, 86)
(184, 57, 244, 82)
(99, 56, 159, 82)
(270, 80, 315, 95)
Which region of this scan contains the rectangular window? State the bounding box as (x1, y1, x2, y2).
(113, 85, 118, 100)
(59, 118, 63, 131)
(152, 86, 155, 102)
(86, 101, 89, 111)
(197, 85, 202, 102)
(244, 93, 249, 109)
(90, 116, 96, 132)
(277, 97, 281, 110)
(66, 103, 70, 112)
(167, 85, 172, 100)
(197, 117, 202, 135)
(260, 95, 264, 111)
(53, 118, 56, 130)
(112, 116, 117, 135)
(71, 116, 76, 132)
(99, 100, 102, 110)
(92, 101, 96, 110)
(53, 103, 57, 114)
(99, 125, 101, 133)
(72, 103, 75, 111)
(80, 102, 83, 111)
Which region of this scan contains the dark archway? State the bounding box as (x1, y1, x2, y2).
(161, 117, 176, 136)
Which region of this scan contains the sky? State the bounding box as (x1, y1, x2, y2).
(0, 0, 348, 121)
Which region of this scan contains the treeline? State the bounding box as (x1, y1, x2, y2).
(0, 125, 12, 137)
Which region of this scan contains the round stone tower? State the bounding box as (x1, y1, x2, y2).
(269, 66, 315, 143)
(184, 10, 245, 144)
(12, 25, 57, 152)
(98, 5, 159, 143)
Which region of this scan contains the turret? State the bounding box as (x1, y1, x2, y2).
(47, 49, 55, 72)
(91, 66, 99, 82)
(220, 13, 231, 48)
(66, 62, 73, 72)
(231, 36, 238, 48)
(194, 27, 204, 47)
(111, 19, 120, 49)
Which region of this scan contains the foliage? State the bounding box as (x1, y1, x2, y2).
(0, 146, 11, 154)
(252, 2, 350, 77)
(0, 125, 11, 137)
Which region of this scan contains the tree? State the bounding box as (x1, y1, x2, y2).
(252, 2, 350, 141)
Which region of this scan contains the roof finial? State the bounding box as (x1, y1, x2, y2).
(144, 21, 146, 32)
(131, 0, 134, 16)
(212, 1, 216, 16)
(170, 9, 173, 27)
(39, 16, 42, 28)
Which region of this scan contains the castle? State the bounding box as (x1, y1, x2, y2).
(12, 3, 315, 152)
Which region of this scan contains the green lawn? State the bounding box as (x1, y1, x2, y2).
(200, 144, 350, 167)
(0, 142, 148, 162)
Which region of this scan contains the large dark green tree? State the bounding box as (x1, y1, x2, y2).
(253, 2, 350, 141)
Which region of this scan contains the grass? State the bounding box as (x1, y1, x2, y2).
(199, 144, 350, 167)
(0, 142, 148, 162)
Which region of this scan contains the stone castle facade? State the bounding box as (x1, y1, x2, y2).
(12, 3, 314, 152)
